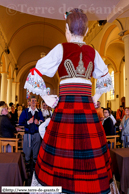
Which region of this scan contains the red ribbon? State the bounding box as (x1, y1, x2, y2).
(101, 72, 108, 78)
(30, 68, 42, 77)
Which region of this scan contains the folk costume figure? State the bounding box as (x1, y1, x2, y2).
(24, 8, 119, 194)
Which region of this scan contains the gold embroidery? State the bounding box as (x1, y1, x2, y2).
(60, 59, 93, 80)
(76, 53, 85, 75)
(85, 62, 93, 79)
(64, 59, 76, 78)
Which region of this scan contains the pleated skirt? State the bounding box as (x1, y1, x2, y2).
(35, 83, 113, 194)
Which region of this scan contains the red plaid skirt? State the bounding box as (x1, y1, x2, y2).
(35, 83, 113, 194)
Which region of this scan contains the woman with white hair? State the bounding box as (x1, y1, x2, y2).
(0, 105, 20, 152)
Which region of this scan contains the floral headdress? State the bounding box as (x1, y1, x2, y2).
(64, 9, 84, 20)
(64, 11, 72, 20)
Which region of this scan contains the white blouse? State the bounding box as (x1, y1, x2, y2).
(24, 41, 113, 108)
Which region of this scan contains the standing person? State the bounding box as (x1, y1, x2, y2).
(96, 101, 104, 122)
(41, 101, 51, 120)
(36, 101, 40, 110)
(108, 108, 116, 126)
(119, 107, 129, 147)
(27, 99, 31, 108)
(25, 9, 117, 193)
(103, 108, 115, 136)
(116, 105, 125, 125)
(19, 96, 44, 171)
(48, 106, 53, 117)
(9, 105, 18, 126)
(22, 103, 26, 110)
(17, 106, 23, 121)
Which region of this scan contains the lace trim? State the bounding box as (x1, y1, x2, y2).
(24, 72, 59, 108)
(24, 72, 46, 96)
(96, 73, 113, 94)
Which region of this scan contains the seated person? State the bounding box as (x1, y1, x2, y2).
(0, 105, 20, 152)
(102, 108, 115, 136)
(0, 101, 6, 107)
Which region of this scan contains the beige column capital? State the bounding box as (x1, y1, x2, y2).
(122, 34, 129, 42)
(16, 82, 20, 84)
(7, 77, 13, 81)
(1, 71, 8, 75)
(114, 71, 120, 75)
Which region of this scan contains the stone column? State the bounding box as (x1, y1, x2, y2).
(16, 82, 20, 103)
(122, 34, 129, 106)
(114, 71, 120, 109)
(100, 93, 106, 108)
(1, 72, 7, 102)
(7, 78, 12, 105)
(12, 81, 16, 104)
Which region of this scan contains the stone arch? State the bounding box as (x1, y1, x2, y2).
(8, 22, 65, 47)
(102, 56, 117, 73)
(17, 61, 36, 82)
(100, 24, 117, 56)
(99, 19, 123, 57)
(113, 19, 124, 31)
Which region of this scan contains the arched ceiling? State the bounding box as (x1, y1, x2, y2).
(1, 0, 128, 21)
(106, 42, 124, 70)
(0, 6, 66, 62)
(0, 2, 129, 84)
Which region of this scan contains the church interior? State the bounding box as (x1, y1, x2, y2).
(1, 1, 129, 193)
(0, 1, 129, 111)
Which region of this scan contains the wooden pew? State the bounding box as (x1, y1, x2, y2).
(15, 131, 25, 152)
(0, 137, 19, 152)
(106, 135, 120, 149)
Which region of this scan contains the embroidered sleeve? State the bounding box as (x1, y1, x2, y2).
(24, 44, 63, 94)
(35, 44, 63, 77)
(24, 68, 46, 96)
(96, 73, 113, 94)
(24, 44, 63, 108)
(93, 50, 113, 95)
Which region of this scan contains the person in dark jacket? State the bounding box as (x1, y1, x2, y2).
(9, 105, 18, 126)
(0, 105, 18, 137)
(102, 108, 115, 136)
(0, 105, 20, 152)
(19, 96, 44, 170)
